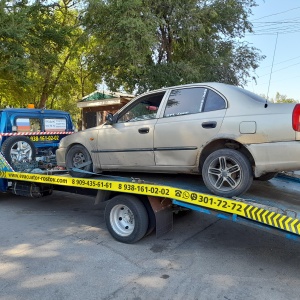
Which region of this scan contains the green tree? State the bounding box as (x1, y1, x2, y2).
(274, 92, 298, 103)
(0, 0, 32, 107)
(84, 0, 264, 93)
(24, 0, 88, 108)
(0, 0, 96, 111)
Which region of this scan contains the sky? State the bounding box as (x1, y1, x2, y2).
(243, 0, 300, 101)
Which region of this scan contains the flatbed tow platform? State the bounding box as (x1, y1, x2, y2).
(1, 162, 300, 244)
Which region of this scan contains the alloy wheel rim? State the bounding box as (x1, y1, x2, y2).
(72, 152, 86, 167)
(207, 155, 242, 192)
(10, 141, 33, 162)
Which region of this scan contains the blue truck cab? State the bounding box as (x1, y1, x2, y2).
(0, 108, 74, 191)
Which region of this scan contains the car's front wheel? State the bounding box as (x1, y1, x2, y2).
(66, 144, 93, 178)
(202, 149, 253, 198)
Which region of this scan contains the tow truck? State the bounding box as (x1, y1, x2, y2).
(0, 150, 300, 244)
(0, 106, 74, 191)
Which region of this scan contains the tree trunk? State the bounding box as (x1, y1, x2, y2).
(38, 68, 52, 108)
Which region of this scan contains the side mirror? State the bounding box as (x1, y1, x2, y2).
(105, 113, 114, 125)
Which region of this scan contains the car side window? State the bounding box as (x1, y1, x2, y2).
(164, 88, 207, 117)
(15, 118, 41, 132)
(118, 92, 165, 123)
(202, 90, 226, 112)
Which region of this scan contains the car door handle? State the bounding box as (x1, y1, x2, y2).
(202, 121, 217, 129)
(138, 127, 150, 134)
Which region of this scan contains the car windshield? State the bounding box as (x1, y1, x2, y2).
(232, 86, 268, 103)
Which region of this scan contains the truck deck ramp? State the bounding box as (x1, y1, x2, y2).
(2, 169, 300, 241)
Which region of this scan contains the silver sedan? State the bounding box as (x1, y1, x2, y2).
(56, 83, 300, 197)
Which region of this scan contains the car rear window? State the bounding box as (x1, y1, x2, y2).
(202, 90, 226, 112)
(164, 87, 226, 117)
(164, 87, 206, 117)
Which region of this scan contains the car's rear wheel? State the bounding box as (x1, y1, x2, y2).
(105, 194, 149, 243)
(66, 144, 93, 178)
(1, 136, 36, 166)
(255, 172, 278, 181)
(202, 149, 253, 198)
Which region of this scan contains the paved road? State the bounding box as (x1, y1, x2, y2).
(0, 190, 299, 300)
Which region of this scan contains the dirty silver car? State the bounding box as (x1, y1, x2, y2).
(56, 83, 300, 197)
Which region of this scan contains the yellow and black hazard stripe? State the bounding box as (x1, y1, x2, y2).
(243, 205, 300, 235)
(1, 171, 300, 236)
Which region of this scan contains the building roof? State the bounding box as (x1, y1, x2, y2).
(77, 90, 134, 109)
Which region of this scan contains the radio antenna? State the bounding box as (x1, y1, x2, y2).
(266, 32, 279, 101)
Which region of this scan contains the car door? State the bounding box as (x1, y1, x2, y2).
(154, 86, 227, 168)
(97, 92, 166, 169)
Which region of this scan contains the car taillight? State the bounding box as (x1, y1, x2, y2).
(292, 104, 300, 132)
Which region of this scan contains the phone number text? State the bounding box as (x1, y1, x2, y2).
(30, 135, 60, 142)
(119, 183, 170, 195)
(71, 179, 112, 189)
(192, 195, 243, 212)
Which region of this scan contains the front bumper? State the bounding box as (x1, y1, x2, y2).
(56, 147, 66, 167)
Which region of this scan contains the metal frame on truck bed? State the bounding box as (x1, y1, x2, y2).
(1, 151, 300, 244)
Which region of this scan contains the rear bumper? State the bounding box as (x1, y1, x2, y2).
(247, 141, 300, 177)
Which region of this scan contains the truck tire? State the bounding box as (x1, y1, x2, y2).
(141, 197, 156, 236)
(66, 144, 93, 178)
(105, 194, 149, 243)
(202, 149, 253, 198)
(1, 136, 36, 165)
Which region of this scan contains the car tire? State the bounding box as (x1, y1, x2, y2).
(202, 149, 253, 198)
(255, 172, 278, 181)
(66, 144, 93, 178)
(105, 194, 149, 243)
(1, 136, 36, 166)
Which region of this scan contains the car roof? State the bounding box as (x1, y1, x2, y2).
(141, 82, 244, 96)
(145, 82, 226, 91)
(141, 82, 268, 104)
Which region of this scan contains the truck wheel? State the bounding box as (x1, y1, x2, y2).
(255, 172, 278, 181)
(105, 194, 149, 243)
(202, 149, 253, 198)
(1, 136, 36, 165)
(66, 145, 93, 178)
(141, 198, 156, 236)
